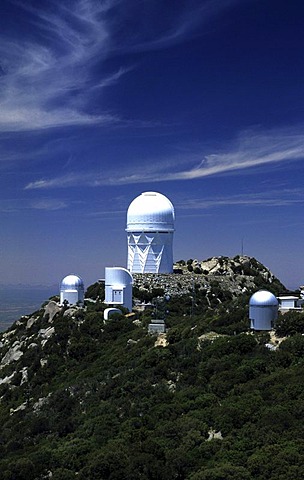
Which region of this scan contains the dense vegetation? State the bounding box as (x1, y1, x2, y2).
(0, 275, 303, 479)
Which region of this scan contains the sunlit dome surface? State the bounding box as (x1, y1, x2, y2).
(250, 290, 278, 306)
(126, 192, 175, 232)
(60, 274, 84, 290)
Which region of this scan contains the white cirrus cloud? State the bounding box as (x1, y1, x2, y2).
(0, 0, 252, 132)
(0, 197, 68, 212)
(0, 0, 123, 131)
(30, 199, 68, 211)
(24, 126, 304, 189)
(176, 188, 304, 211)
(107, 0, 253, 53)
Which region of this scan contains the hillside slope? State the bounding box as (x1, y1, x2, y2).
(0, 257, 303, 479)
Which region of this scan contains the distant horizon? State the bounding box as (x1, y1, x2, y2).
(0, 251, 300, 292)
(0, 284, 58, 331)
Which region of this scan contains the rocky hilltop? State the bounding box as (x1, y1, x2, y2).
(133, 255, 286, 300)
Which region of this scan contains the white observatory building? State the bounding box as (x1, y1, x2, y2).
(249, 290, 279, 331)
(104, 267, 133, 312)
(126, 192, 175, 274)
(60, 274, 85, 306)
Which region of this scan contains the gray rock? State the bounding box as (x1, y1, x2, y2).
(44, 301, 61, 322)
(1, 341, 23, 367)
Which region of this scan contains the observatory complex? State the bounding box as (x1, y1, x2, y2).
(126, 192, 175, 274)
(55, 193, 298, 334)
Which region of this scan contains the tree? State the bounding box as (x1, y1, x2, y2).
(188, 463, 251, 480)
(3, 458, 36, 480)
(275, 311, 304, 337)
(279, 334, 304, 358)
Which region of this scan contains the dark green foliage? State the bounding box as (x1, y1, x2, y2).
(275, 310, 304, 337)
(207, 306, 249, 335)
(279, 334, 304, 359)
(85, 281, 105, 300)
(0, 278, 302, 479)
(133, 286, 165, 303)
(51, 468, 76, 480)
(189, 463, 252, 480)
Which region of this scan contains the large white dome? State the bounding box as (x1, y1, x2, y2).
(126, 192, 175, 232)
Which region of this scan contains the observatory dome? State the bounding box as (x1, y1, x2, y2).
(60, 274, 84, 306)
(249, 290, 278, 307)
(126, 192, 175, 232)
(60, 274, 84, 290)
(249, 290, 278, 331)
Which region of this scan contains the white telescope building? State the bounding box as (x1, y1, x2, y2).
(104, 267, 133, 312)
(60, 274, 84, 306)
(249, 290, 278, 330)
(126, 192, 175, 274)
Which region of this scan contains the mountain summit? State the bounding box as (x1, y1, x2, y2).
(1, 256, 302, 479)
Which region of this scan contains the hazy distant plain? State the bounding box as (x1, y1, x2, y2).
(0, 285, 57, 332)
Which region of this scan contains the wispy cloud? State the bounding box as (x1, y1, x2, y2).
(170, 128, 304, 180)
(24, 126, 304, 189)
(0, 197, 69, 212)
(30, 199, 68, 211)
(0, 0, 123, 131)
(0, 0, 251, 132)
(177, 188, 304, 211)
(108, 0, 251, 53)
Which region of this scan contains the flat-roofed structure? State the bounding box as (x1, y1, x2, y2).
(278, 295, 304, 311)
(148, 318, 166, 334)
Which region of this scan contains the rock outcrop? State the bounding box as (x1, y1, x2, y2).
(132, 255, 285, 300)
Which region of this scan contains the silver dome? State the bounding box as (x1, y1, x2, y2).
(60, 274, 84, 290)
(249, 290, 278, 307)
(126, 192, 175, 232)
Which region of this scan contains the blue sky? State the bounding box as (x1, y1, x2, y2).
(1, 0, 304, 289)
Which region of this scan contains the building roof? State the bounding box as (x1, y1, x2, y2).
(60, 274, 84, 290)
(249, 290, 278, 307)
(126, 191, 175, 232)
(277, 296, 299, 300)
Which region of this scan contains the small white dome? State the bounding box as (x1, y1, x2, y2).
(60, 274, 84, 290)
(126, 192, 175, 232)
(249, 290, 278, 307)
